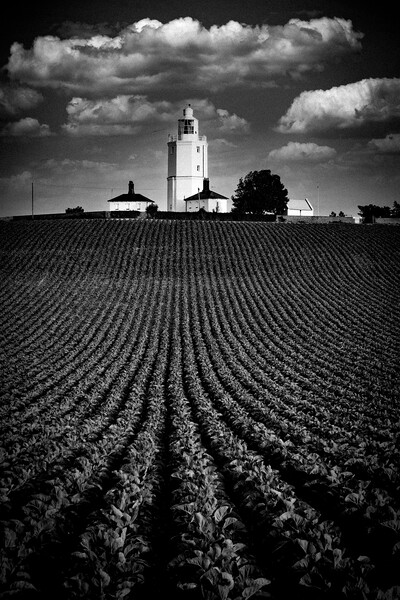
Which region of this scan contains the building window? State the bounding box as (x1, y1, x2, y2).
(197, 146, 200, 152)
(197, 165, 200, 171)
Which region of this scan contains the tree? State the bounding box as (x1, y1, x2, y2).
(198, 207, 207, 220)
(231, 170, 288, 215)
(146, 203, 158, 218)
(65, 206, 84, 214)
(390, 201, 400, 217)
(358, 204, 391, 223)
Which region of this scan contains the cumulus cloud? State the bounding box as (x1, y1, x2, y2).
(211, 138, 238, 149)
(61, 95, 248, 137)
(0, 170, 33, 188)
(55, 21, 122, 39)
(62, 95, 173, 136)
(276, 78, 400, 134)
(0, 84, 43, 117)
(368, 133, 400, 154)
(216, 109, 250, 133)
(0, 117, 52, 137)
(6, 17, 363, 95)
(36, 158, 117, 174)
(268, 141, 336, 162)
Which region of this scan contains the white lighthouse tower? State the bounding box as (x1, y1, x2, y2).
(167, 105, 208, 212)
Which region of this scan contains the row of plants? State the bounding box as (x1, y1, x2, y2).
(178, 268, 397, 596)
(1, 219, 399, 598)
(177, 282, 371, 598)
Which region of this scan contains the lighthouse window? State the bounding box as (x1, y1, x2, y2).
(183, 119, 194, 134)
(178, 119, 195, 137)
(197, 165, 200, 171)
(197, 146, 200, 152)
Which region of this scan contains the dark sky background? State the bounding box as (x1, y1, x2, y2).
(1, 0, 399, 216)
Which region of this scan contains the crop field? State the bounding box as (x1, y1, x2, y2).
(1, 219, 400, 600)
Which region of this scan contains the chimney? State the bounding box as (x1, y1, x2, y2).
(128, 181, 134, 195)
(203, 178, 210, 194)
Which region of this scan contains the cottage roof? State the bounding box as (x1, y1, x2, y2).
(108, 181, 154, 203)
(184, 178, 227, 201)
(288, 198, 313, 211)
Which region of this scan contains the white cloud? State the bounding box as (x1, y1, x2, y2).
(62, 122, 142, 136)
(62, 95, 172, 136)
(6, 17, 363, 95)
(55, 21, 121, 39)
(0, 170, 33, 188)
(35, 158, 117, 174)
(0, 117, 52, 137)
(211, 138, 238, 149)
(268, 141, 336, 162)
(216, 109, 250, 133)
(0, 84, 43, 117)
(368, 133, 400, 154)
(61, 95, 248, 137)
(276, 78, 400, 134)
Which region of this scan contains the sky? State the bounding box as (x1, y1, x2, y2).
(0, 0, 399, 217)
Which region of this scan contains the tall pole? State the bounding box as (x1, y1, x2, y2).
(32, 180, 34, 220)
(317, 184, 320, 217)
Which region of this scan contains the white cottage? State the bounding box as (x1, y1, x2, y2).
(108, 181, 154, 212)
(287, 198, 314, 217)
(184, 178, 228, 213)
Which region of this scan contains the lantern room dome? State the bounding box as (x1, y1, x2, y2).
(183, 104, 193, 118)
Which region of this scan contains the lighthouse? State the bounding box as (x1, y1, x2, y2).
(167, 105, 208, 212)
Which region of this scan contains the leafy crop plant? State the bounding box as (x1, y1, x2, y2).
(1, 219, 399, 599)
